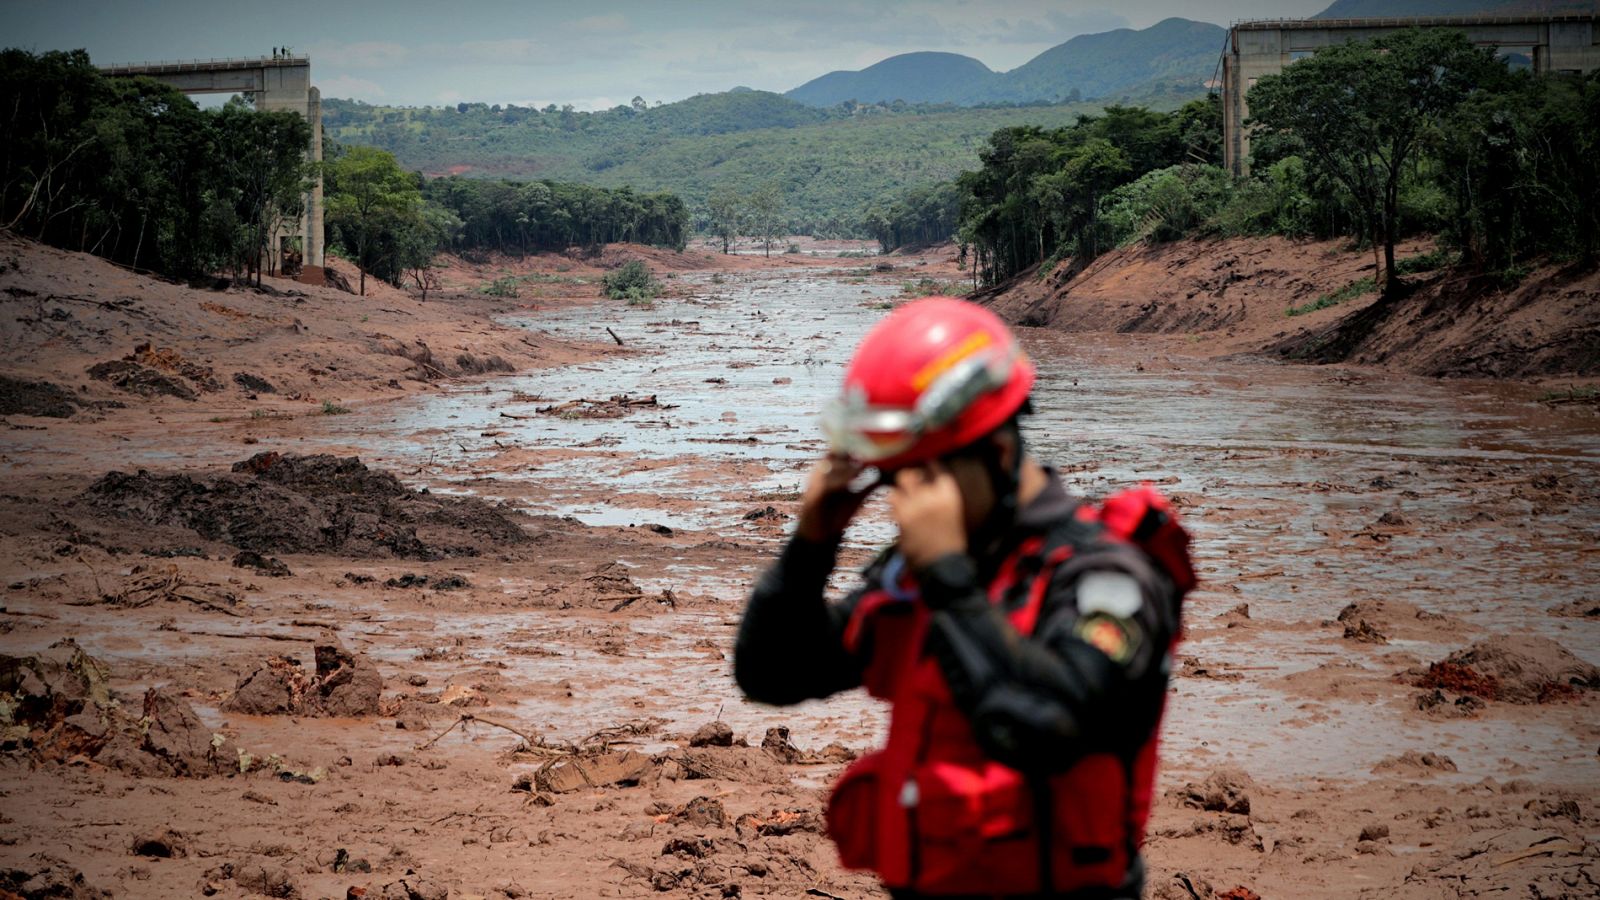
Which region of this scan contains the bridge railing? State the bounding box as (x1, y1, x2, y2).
(1233, 13, 1596, 30)
(100, 55, 308, 74)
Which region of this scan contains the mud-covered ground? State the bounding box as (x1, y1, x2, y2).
(2, 236, 1598, 900)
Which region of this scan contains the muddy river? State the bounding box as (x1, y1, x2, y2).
(281, 267, 1599, 788)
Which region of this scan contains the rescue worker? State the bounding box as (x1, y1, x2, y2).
(734, 297, 1192, 899)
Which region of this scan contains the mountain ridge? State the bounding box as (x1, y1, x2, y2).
(784, 17, 1224, 107)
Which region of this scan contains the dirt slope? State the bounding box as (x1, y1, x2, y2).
(976, 235, 1600, 379)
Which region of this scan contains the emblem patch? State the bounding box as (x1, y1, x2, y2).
(1076, 613, 1138, 664)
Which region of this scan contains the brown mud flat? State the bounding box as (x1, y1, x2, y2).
(977, 235, 1600, 380)
(3, 237, 1599, 899)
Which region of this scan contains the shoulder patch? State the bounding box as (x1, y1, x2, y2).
(1075, 613, 1138, 664)
(1076, 571, 1143, 618)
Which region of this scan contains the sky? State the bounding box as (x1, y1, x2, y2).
(3, 0, 1332, 109)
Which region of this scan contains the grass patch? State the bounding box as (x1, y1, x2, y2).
(1394, 247, 1457, 276)
(604, 260, 663, 304)
(1538, 385, 1598, 405)
(320, 400, 350, 415)
(1287, 276, 1376, 317)
(900, 277, 967, 298)
(479, 275, 521, 298)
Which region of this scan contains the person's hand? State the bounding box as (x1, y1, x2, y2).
(888, 462, 967, 570)
(795, 454, 876, 543)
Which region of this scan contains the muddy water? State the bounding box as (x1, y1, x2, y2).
(320, 269, 1599, 785)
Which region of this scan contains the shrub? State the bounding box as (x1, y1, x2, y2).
(603, 260, 662, 302)
(1286, 276, 1376, 316)
(480, 275, 521, 298)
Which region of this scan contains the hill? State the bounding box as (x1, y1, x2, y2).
(324, 91, 1199, 235)
(784, 18, 1224, 107)
(786, 52, 999, 107)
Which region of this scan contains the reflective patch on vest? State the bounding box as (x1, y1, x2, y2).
(1076, 571, 1143, 618)
(1077, 613, 1138, 664)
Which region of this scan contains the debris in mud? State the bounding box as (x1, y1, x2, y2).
(202, 860, 300, 899)
(536, 393, 675, 419)
(379, 875, 448, 900)
(1175, 768, 1253, 815)
(233, 550, 292, 577)
(103, 565, 242, 614)
(1399, 827, 1589, 896)
(1, 639, 237, 776)
(130, 827, 189, 858)
(0, 854, 111, 899)
(0, 374, 80, 418)
(735, 808, 825, 838)
(83, 452, 529, 559)
(1410, 635, 1599, 704)
(760, 726, 803, 763)
(455, 352, 514, 375)
(1550, 598, 1600, 618)
(538, 561, 675, 612)
(1342, 618, 1388, 644)
(1371, 750, 1457, 776)
(87, 359, 198, 400)
(534, 750, 655, 793)
(224, 643, 383, 718)
(690, 721, 735, 748)
(383, 572, 469, 590)
(233, 372, 277, 394)
(668, 795, 729, 828)
(742, 506, 785, 522)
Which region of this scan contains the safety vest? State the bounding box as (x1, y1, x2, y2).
(825, 487, 1193, 897)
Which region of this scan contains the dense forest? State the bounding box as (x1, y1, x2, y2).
(0, 48, 689, 293)
(0, 48, 312, 284)
(879, 29, 1600, 293)
(322, 91, 1196, 236)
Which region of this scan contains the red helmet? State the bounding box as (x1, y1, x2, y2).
(824, 296, 1034, 469)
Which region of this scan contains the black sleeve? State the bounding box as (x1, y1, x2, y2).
(733, 535, 866, 706)
(919, 544, 1176, 773)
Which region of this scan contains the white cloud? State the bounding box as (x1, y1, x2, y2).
(312, 40, 408, 69)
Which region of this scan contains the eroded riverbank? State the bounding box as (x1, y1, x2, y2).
(3, 246, 1598, 899)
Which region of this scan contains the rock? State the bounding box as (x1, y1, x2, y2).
(1376, 511, 1409, 527)
(1342, 618, 1388, 643)
(742, 506, 784, 522)
(1358, 823, 1390, 842)
(314, 644, 383, 717)
(87, 360, 198, 400)
(689, 721, 734, 748)
(1372, 750, 1457, 776)
(140, 687, 231, 775)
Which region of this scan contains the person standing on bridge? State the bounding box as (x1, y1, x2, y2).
(735, 297, 1194, 899)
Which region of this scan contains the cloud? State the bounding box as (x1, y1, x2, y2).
(318, 74, 385, 100)
(571, 13, 628, 33)
(312, 40, 408, 69)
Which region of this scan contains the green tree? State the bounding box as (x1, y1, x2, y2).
(706, 186, 742, 253)
(213, 98, 314, 285)
(745, 183, 783, 257)
(1246, 28, 1498, 294)
(325, 145, 421, 295)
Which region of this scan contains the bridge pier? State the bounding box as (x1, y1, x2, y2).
(101, 56, 325, 283)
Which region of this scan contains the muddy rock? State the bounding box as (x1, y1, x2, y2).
(139, 687, 233, 775)
(1550, 598, 1600, 618)
(669, 796, 728, 829)
(231, 861, 299, 898)
(0, 854, 112, 899)
(689, 721, 735, 748)
(1177, 768, 1254, 815)
(735, 808, 825, 837)
(225, 643, 382, 718)
(1336, 598, 1454, 642)
(83, 452, 528, 559)
(0, 374, 79, 418)
(1413, 635, 1599, 704)
(131, 827, 189, 858)
(1342, 618, 1388, 644)
(380, 876, 447, 900)
(760, 726, 802, 763)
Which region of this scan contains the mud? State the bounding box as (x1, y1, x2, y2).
(2, 235, 1597, 899)
(1410, 634, 1600, 704)
(224, 642, 384, 717)
(83, 452, 529, 559)
(0, 374, 82, 418)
